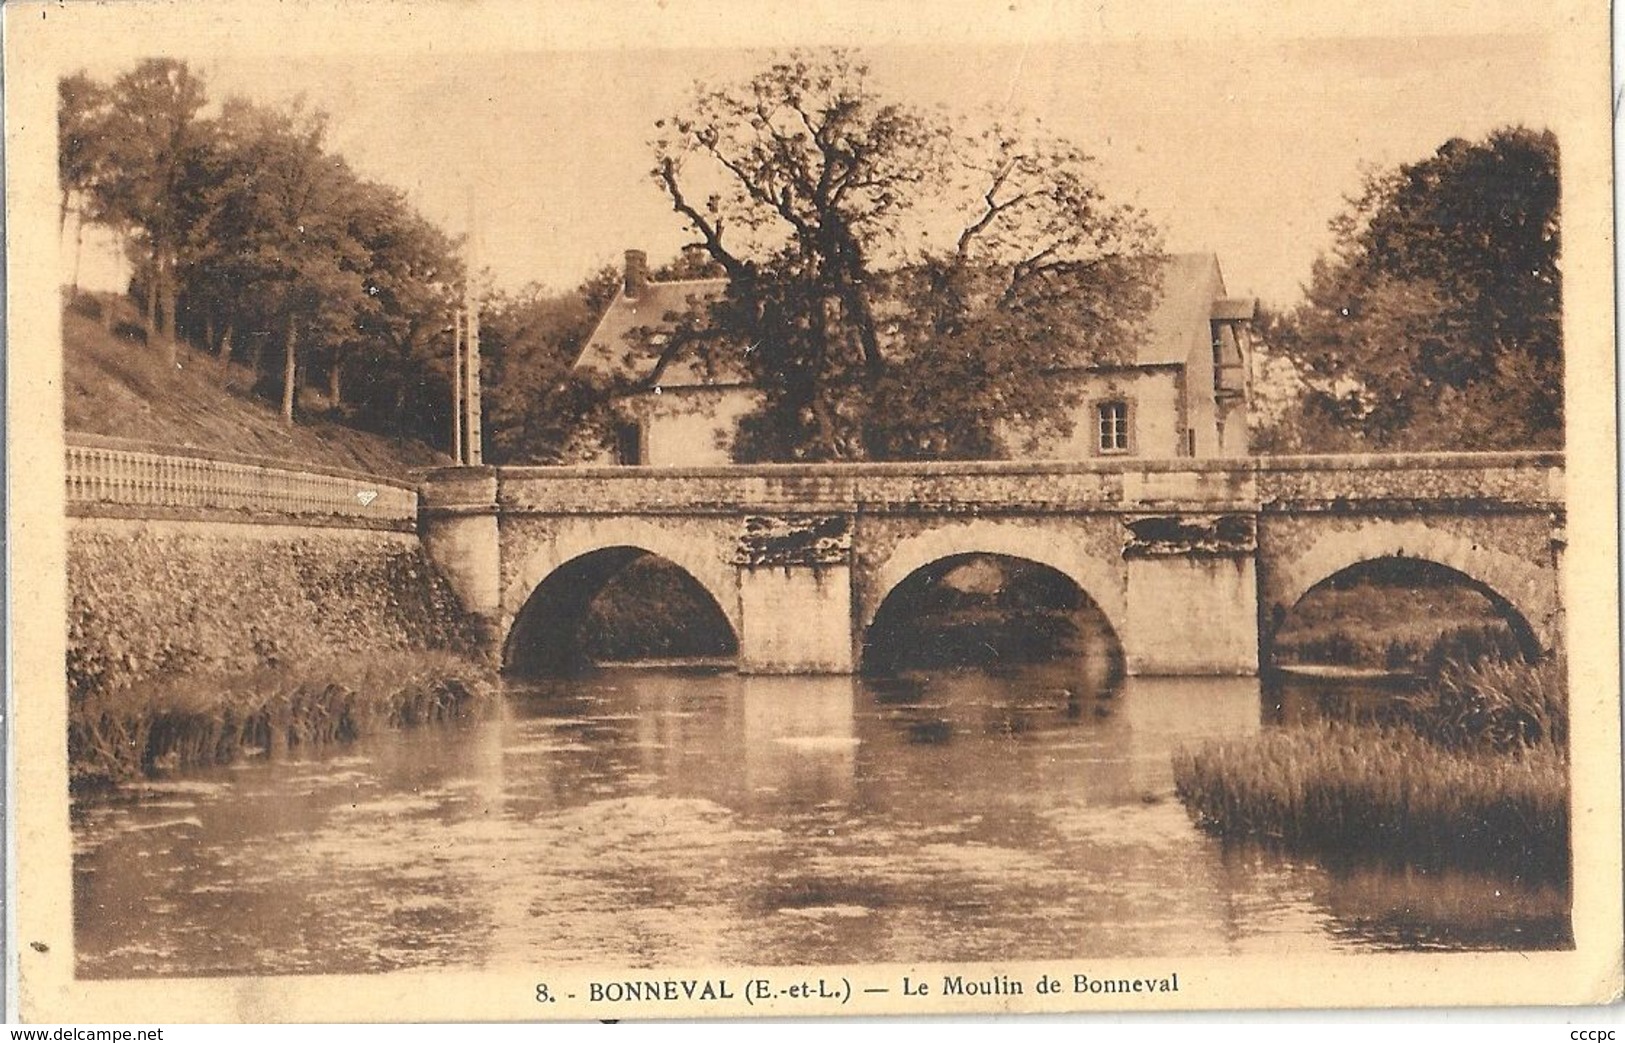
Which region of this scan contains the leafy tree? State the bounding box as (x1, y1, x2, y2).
(482, 266, 622, 463)
(651, 246, 726, 282)
(62, 61, 471, 451)
(338, 181, 465, 441)
(58, 71, 114, 302)
(1276, 127, 1561, 450)
(192, 99, 368, 422)
(651, 51, 1163, 461)
(92, 59, 210, 356)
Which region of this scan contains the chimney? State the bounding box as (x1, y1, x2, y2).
(623, 249, 649, 298)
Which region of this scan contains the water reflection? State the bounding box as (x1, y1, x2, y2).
(72, 665, 1570, 978)
(1313, 860, 1573, 952)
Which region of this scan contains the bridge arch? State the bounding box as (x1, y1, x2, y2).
(502, 518, 740, 631)
(1263, 519, 1557, 655)
(503, 545, 739, 675)
(860, 519, 1128, 649)
(501, 518, 741, 674)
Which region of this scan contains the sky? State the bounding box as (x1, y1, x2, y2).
(67, 27, 1560, 309)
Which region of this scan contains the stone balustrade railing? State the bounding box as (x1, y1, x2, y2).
(65, 438, 418, 526)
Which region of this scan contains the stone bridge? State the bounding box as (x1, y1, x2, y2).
(418, 452, 1565, 676)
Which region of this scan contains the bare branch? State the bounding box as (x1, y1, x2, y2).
(654, 157, 747, 280)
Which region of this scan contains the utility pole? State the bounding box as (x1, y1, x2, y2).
(451, 307, 463, 464)
(464, 290, 483, 465)
(462, 187, 484, 466)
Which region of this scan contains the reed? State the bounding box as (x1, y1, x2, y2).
(69, 650, 495, 791)
(1398, 654, 1567, 752)
(1174, 657, 1569, 879)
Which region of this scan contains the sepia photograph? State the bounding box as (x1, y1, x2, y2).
(6, 0, 1621, 1022)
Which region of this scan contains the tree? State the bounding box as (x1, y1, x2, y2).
(340, 182, 464, 441)
(1276, 127, 1561, 450)
(62, 61, 472, 452)
(59, 71, 114, 303)
(482, 267, 622, 463)
(651, 51, 1163, 461)
(187, 98, 369, 423)
(93, 59, 209, 357)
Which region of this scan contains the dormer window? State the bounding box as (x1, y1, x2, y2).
(1097, 400, 1131, 454)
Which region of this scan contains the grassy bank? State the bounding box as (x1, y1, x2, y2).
(1174, 657, 1568, 879)
(64, 296, 448, 475)
(70, 651, 495, 791)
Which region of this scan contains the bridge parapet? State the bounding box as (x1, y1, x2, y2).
(490, 451, 1561, 516)
(1253, 452, 1563, 510)
(495, 465, 1125, 514)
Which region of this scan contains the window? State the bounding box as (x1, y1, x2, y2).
(1096, 401, 1131, 454)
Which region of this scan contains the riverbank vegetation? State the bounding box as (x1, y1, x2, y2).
(1174, 655, 1568, 880)
(68, 526, 496, 789)
(1271, 565, 1524, 675)
(70, 651, 495, 790)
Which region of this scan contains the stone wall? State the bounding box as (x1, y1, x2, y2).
(1256, 453, 1561, 507)
(68, 517, 478, 699)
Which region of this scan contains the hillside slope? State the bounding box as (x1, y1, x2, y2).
(62, 298, 451, 478)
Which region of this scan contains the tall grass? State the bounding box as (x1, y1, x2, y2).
(70, 650, 494, 791)
(1398, 655, 1567, 752)
(1174, 656, 1568, 880)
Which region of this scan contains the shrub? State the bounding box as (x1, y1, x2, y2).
(1174, 655, 1570, 880)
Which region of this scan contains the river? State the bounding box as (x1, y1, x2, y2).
(72, 665, 1572, 978)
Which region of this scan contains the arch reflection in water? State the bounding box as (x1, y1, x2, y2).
(739, 675, 859, 806)
(508, 670, 860, 811)
(73, 666, 1570, 978)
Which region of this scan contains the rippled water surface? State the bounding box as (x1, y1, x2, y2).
(73, 667, 1572, 977)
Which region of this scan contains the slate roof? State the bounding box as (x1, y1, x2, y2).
(574, 253, 1234, 387)
(573, 278, 730, 386)
(1134, 252, 1225, 367)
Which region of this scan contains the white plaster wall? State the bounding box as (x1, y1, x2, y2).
(1012, 370, 1185, 460)
(644, 388, 761, 466)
